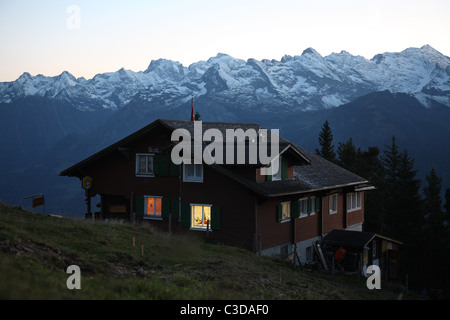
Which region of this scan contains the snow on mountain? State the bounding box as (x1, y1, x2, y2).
(0, 45, 449, 111)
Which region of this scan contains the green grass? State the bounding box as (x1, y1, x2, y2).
(0, 201, 419, 300)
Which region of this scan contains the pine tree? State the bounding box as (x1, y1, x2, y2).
(315, 120, 336, 162)
(444, 188, 450, 225)
(380, 136, 402, 236)
(337, 138, 358, 173)
(381, 140, 424, 288)
(423, 168, 447, 295)
(357, 146, 385, 234)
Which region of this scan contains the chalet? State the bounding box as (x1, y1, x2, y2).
(60, 119, 378, 265)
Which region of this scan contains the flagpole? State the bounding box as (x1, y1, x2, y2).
(190, 97, 194, 121)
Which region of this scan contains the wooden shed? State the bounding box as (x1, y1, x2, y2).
(323, 229, 402, 281)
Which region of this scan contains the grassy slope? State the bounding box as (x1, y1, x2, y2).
(0, 202, 417, 300)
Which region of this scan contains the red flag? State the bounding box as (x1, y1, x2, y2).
(32, 195, 45, 208)
(190, 98, 194, 121)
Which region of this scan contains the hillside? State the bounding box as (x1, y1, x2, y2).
(0, 202, 420, 302)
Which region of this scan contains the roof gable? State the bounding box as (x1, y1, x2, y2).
(60, 118, 369, 197)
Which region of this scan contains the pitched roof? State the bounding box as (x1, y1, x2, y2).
(60, 119, 369, 197)
(323, 229, 402, 249)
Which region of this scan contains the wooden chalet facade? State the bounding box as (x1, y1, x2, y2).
(60, 119, 378, 265)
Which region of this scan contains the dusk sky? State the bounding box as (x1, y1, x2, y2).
(1, 0, 449, 82)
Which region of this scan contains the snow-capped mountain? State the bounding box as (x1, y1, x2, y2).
(1, 45, 449, 111)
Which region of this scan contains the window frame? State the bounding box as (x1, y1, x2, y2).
(306, 245, 313, 263)
(135, 153, 155, 177)
(143, 195, 163, 220)
(347, 192, 362, 212)
(329, 193, 338, 215)
(280, 201, 291, 222)
(309, 197, 316, 216)
(299, 198, 308, 218)
(271, 156, 282, 181)
(183, 163, 204, 182)
(190, 203, 212, 231)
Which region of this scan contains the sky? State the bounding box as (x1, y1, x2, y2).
(0, 0, 449, 82)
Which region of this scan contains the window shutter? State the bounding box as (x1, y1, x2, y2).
(211, 206, 221, 230)
(315, 197, 321, 212)
(136, 196, 144, 217)
(180, 204, 190, 228)
(162, 198, 170, 219)
(170, 198, 179, 220)
(154, 155, 170, 176)
(282, 157, 288, 180)
(277, 204, 282, 222)
(266, 166, 272, 182)
(291, 201, 300, 218)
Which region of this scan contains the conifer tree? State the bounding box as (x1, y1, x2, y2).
(381, 139, 424, 287)
(444, 188, 450, 225)
(337, 138, 358, 173)
(315, 120, 336, 162)
(380, 136, 402, 235)
(423, 168, 447, 294)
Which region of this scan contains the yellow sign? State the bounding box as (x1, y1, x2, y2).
(82, 176, 92, 190)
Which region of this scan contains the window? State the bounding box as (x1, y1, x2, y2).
(183, 163, 203, 182)
(329, 193, 338, 214)
(309, 197, 316, 216)
(136, 154, 154, 177)
(144, 196, 162, 219)
(191, 204, 211, 230)
(299, 199, 308, 218)
(347, 192, 362, 212)
(281, 201, 290, 221)
(306, 246, 313, 262)
(271, 157, 282, 181)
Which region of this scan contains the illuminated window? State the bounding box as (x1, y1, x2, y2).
(190, 204, 211, 230)
(183, 164, 203, 182)
(136, 154, 154, 177)
(281, 201, 290, 220)
(329, 193, 338, 214)
(144, 196, 162, 219)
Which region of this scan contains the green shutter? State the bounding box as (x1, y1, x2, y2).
(307, 198, 312, 214)
(277, 204, 282, 222)
(315, 197, 321, 212)
(170, 161, 180, 177)
(154, 155, 170, 176)
(266, 166, 272, 182)
(170, 198, 179, 220)
(211, 206, 221, 230)
(180, 204, 191, 228)
(136, 196, 144, 217)
(282, 157, 288, 180)
(162, 198, 170, 219)
(291, 201, 300, 218)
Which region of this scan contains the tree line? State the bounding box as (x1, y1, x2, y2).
(316, 120, 450, 299)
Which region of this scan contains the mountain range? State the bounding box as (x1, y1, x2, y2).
(0, 45, 449, 216)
